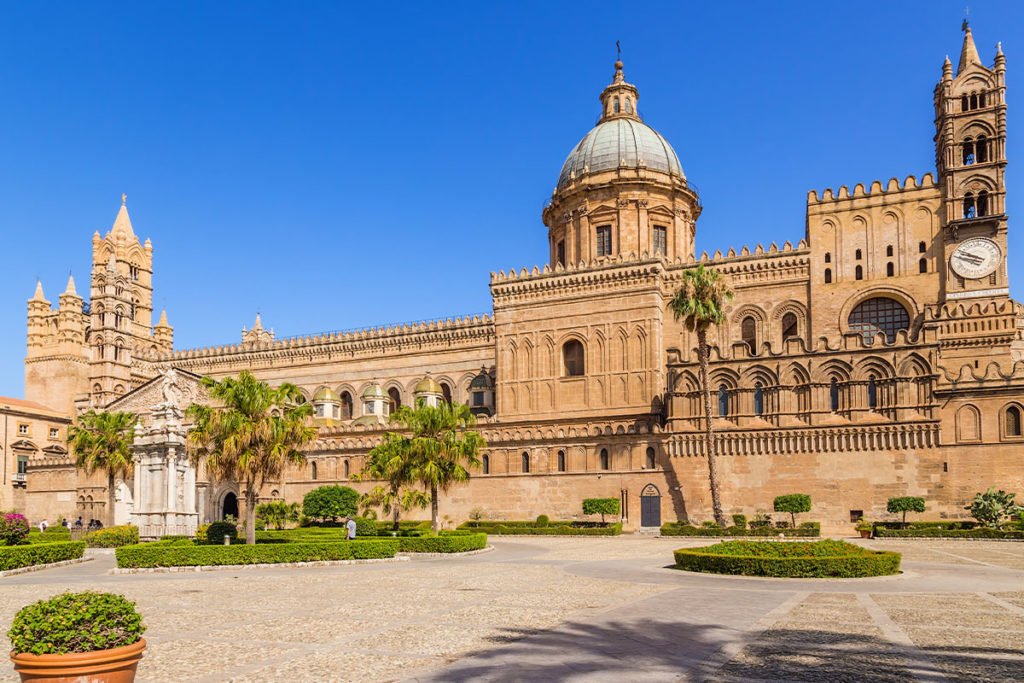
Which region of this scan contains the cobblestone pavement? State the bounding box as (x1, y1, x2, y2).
(0, 538, 1021, 682)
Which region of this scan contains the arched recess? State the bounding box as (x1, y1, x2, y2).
(853, 356, 896, 381)
(956, 405, 982, 442)
(740, 364, 778, 389)
(730, 305, 767, 353)
(1002, 403, 1024, 439)
(816, 359, 853, 383)
(839, 287, 919, 341)
(612, 327, 628, 373)
(897, 353, 931, 378)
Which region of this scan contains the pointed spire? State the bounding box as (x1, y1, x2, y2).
(63, 274, 77, 296)
(156, 309, 169, 327)
(958, 20, 982, 74)
(110, 194, 136, 239)
(30, 280, 46, 302)
(253, 312, 263, 330)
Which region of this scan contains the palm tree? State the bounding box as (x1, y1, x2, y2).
(390, 401, 485, 533)
(186, 371, 317, 544)
(68, 410, 138, 526)
(353, 436, 429, 531)
(668, 264, 734, 528)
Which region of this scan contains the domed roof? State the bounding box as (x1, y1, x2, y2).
(469, 368, 492, 389)
(361, 383, 386, 400)
(413, 375, 443, 395)
(557, 118, 684, 191)
(313, 386, 340, 402)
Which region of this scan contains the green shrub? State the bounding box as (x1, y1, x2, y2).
(159, 536, 196, 546)
(773, 494, 811, 527)
(731, 514, 747, 529)
(535, 514, 550, 527)
(460, 520, 572, 529)
(0, 542, 85, 571)
(966, 488, 1020, 528)
(27, 529, 73, 544)
(195, 523, 210, 543)
(116, 539, 399, 568)
(673, 540, 901, 578)
(660, 522, 820, 538)
(353, 517, 377, 537)
(701, 521, 720, 529)
(457, 523, 622, 536)
(302, 485, 359, 522)
(873, 527, 1024, 539)
(8, 591, 145, 655)
(886, 496, 926, 524)
(255, 501, 293, 530)
(582, 498, 620, 523)
(397, 533, 487, 553)
(204, 521, 237, 545)
(84, 525, 139, 548)
(749, 512, 772, 529)
(0, 513, 30, 546)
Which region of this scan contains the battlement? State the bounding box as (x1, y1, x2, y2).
(807, 173, 938, 206)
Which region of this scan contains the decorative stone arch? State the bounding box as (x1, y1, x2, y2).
(730, 304, 768, 355)
(783, 361, 811, 386)
(839, 286, 920, 339)
(557, 332, 588, 377)
(961, 119, 997, 138)
(214, 484, 240, 522)
(591, 328, 606, 374)
(816, 358, 853, 383)
(772, 300, 808, 344)
(958, 175, 998, 192)
(1000, 402, 1024, 440)
(956, 404, 982, 443)
(673, 369, 700, 393)
(708, 367, 740, 390)
(853, 356, 896, 381)
(897, 353, 931, 378)
(740, 364, 778, 389)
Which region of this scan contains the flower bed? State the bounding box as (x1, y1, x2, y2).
(673, 540, 901, 578)
(396, 533, 487, 553)
(873, 527, 1024, 540)
(661, 522, 820, 538)
(0, 542, 86, 571)
(115, 539, 399, 568)
(457, 522, 622, 536)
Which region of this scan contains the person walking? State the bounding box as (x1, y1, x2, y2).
(345, 516, 357, 541)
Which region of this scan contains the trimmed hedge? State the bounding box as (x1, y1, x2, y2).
(27, 529, 73, 544)
(673, 540, 901, 578)
(460, 520, 572, 528)
(397, 533, 487, 553)
(115, 539, 399, 568)
(457, 523, 622, 536)
(84, 525, 139, 548)
(661, 522, 821, 538)
(874, 527, 1024, 540)
(0, 542, 86, 571)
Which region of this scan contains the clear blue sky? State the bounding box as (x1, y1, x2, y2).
(1, 1, 1022, 397)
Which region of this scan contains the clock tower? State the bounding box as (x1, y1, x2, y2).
(934, 22, 1009, 302)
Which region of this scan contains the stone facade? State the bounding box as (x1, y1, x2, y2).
(19, 24, 1024, 532)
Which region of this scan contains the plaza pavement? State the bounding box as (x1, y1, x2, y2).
(0, 537, 1021, 682)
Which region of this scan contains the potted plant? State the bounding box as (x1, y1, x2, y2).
(854, 520, 874, 539)
(9, 591, 146, 682)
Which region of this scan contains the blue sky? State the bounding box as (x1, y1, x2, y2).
(1, 1, 1022, 397)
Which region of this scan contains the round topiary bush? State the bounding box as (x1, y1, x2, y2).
(535, 514, 550, 528)
(205, 521, 237, 545)
(0, 513, 30, 546)
(673, 540, 901, 578)
(8, 591, 145, 655)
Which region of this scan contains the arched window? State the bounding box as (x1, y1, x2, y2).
(886, 245, 894, 257)
(963, 137, 975, 165)
(830, 378, 840, 412)
(1006, 406, 1023, 437)
(625, 98, 633, 114)
(976, 135, 988, 163)
(824, 252, 831, 263)
(741, 316, 757, 354)
(824, 268, 832, 284)
(563, 340, 585, 377)
(855, 265, 864, 281)
(521, 452, 530, 473)
(614, 97, 620, 113)
(977, 191, 989, 217)
(886, 262, 895, 277)
(867, 375, 878, 409)
(855, 249, 862, 260)
(114, 343, 124, 361)
(441, 383, 453, 404)
(718, 385, 729, 417)
(482, 454, 490, 474)
(343, 460, 350, 478)
(964, 192, 976, 219)
(848, 297, 911, 343)
(979, 92, 987, 108)
(754, 383, 764, 416)
(599, 448, 610, 470)
(311, 462, 318, 480)
(645, 447, 656, 469)
(557, 450, 566, 472)
(970, 93, 979, 109)
(919, 258, 928, 274)
(782, 312, 798, 341)
(340, 391, 353, 419)
(919, 241, 927, 253)
(596, 225, 612, 257)
(114, 310, 123, 328)
(388, 388, 401, 414)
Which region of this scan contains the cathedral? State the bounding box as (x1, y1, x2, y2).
(14, 24, 1023, 532)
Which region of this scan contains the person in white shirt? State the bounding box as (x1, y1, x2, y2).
(345, 516, 357, 540)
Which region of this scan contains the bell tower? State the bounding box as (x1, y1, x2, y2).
(934, 21, 1009, 302)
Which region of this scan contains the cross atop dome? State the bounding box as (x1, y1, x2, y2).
(598, 49, 641, 123)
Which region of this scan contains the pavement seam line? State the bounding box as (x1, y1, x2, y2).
(924, 547, 1005, 568)
(857, 593, 951, 683)
(977, 591, 1024, 616)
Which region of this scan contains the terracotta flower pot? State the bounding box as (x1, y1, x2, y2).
(10, 638, 145, 683)
(859, 530, 872, 539)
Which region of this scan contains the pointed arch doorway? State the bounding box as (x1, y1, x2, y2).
(640, 483, 661, 528)
(222, 492, 239, 521)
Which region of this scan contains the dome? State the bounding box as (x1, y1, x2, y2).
(361, 383, 386, 400)
(413, 375, 443, 395)
(313, 386, 339, 403)
(470, 368, 492, 389)
(556, 118, 684, 191)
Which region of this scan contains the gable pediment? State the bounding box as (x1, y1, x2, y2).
(106, 368, 209, 420)
(10, 440, 37, 451)
(647, 204, 677, 219)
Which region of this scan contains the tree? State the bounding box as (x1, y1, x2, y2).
(965, 488, 1021, 528)
(773, 493, 811, 528)
(68, 410, 137, 526)
(186, 371, 317, 544)
(255, 501, 291, 530)
(354, 435, 429, 531)
(302, 485, 359, 522)
(389, 401, 485, 533)
(886, 496, 926, 525)
(582, 498, 620, 524)
(668, 264, 734, 527)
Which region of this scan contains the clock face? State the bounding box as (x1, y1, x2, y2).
(950, 238, 1002, 279)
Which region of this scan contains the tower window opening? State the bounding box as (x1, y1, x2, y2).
(741, 316, 757, 354)
(830, 378, 840, 412)
(970, 93, 979, 110)
(441, 382, 452, 404)
(886, 262, 894, 277)
(855, 265, 864, 280)
(599, 448, 610, 470)
(556, 239, 565, 266)
(977, 191, 989, 217)
(521, 452, 530, 473)
(613, 97, 620, 113)
(979, 92, 987, 108)
(976, 135, 988, 163)
(625, 98, 633, 114)
(824, 268, 832, 284)
(653, 225, 667, 255)
(482, 454, 490, 474)
(961, 95, 969, 111)
(754, 383, 764, 416)
(557, 450, 566, 472)
(645, 447, 655, 469)
(919, 258, 928, 273)
(1007, 406, 1022, 437)
(919, 241, 927, 253)
(718, 385, 729, 417)
(563, 339, 585, 377)
(340, 391, 353, 419)
(963, 138, 975, 165)
(886, 245, 894, 257)
(388, 388, 401, 414)
(824, 252, 831, 263)
(782, 312, 798, 341)
(964, 192, 976, 219)
(855, 249, 862, 260)
(867, 375, 878, 409)
(596, 225, 612, 257)
(311, 462, 317, 480)
(129, 265, 139, 281)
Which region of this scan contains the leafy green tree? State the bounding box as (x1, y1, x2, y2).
(886, 496, 926, 524)
(582, 498, 621, 524)
(255, 501, 291, 530)
(965, 488, 1021, 528)
(389, 401, 485, 533)
(773, 494, 812, 528)
(302, 485, 359, 522)
(354, 435, 429, 530)
(68, 410, 137, 526)
(186, 371, 317, 544)
(668, 264, 734, 527)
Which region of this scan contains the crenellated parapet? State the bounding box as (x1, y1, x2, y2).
(807, 173, 938, 207)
